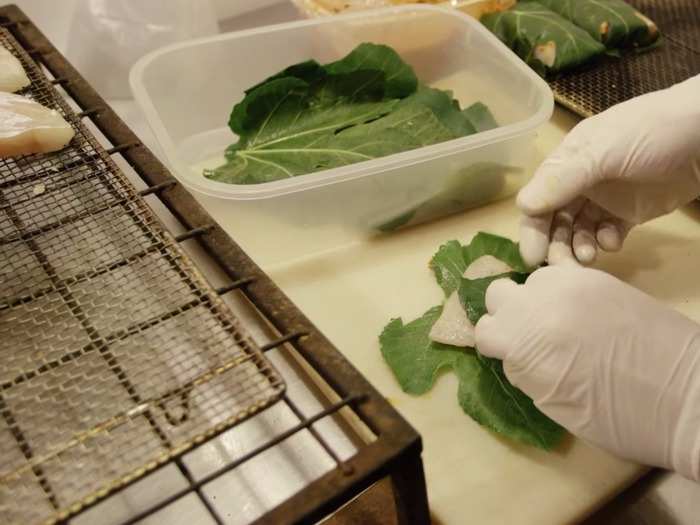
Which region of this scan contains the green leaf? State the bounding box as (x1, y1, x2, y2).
(523, 0, 659, 48)
(244, 59, 326, 95)
(430, 240, 468, 297)
(375, 209, 417, 233)
(372, 163, 516, 233)
(206, 96, 458, 184)
(209, 43, 487, 185)
(379, 306, 466, 395)
(325, 42, 418, 98)
(462, 102, 498, 132)
(457, 354, 565, 449)
(404, 85, 476, 137)
(463, 232, 530, 273)
(379, 295, 564, 450)
(429, 232, 529, 298)
(228, 76, 309, 136)
(458, 272, 528, 325)
(481, 2, 606, 75)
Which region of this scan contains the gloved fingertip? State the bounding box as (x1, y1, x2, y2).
(573, 231, 597, 265)
(474, 315, 507, 359)
(597, 222, 622, 251)
(485, 278, 520, 314)
(519, 214, 552, 268)
(516, 184, 548, 216)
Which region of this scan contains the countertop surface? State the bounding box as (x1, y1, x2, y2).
(15, 0, 700, 523)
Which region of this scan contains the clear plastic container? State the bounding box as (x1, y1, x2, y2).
(130, 5, 552, 248)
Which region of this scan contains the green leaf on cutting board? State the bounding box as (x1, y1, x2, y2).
(430, 240, 468, 297)
(430, 232, 529, 297)
(462, 232, 530, 273)
(456, 351, 565, 449)
(481, 2, 606, 76)
(521, 0, 659, 48)
(379, 305, 467, 395)
(380, 233, 565, 450)
(458, 272, 528, 325)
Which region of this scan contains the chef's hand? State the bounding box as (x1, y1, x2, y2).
(518, 74, 700, 267)
(475, 266, 700, 480)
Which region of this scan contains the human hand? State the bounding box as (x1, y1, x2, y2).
(475, 266, 700, 479)
(518, 74, 700, 267)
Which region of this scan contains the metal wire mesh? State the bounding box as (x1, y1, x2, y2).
(0, 28, 285, 525)
(549, 0, 700, 117)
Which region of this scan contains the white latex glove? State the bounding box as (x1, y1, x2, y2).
(475, 266, 700, 480)
(518, 74, 700, 267)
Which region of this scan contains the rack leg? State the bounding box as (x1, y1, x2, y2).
(391, 451, 431, 525)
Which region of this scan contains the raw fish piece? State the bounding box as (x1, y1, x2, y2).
(0, 46, 30, 92)
(463, 254, 514, 279)
(429, 292, 475, 347)
(0, 92, 74, 157)
(429, 255, 515, 347)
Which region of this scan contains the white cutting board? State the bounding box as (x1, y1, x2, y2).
(193, 107, 700, 524)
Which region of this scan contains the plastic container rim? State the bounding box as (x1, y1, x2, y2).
(130, 4, 554, 201)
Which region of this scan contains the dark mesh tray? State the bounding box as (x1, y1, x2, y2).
(549, 0, 700, 117)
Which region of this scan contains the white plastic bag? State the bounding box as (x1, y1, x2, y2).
(67, 0, 218, 99)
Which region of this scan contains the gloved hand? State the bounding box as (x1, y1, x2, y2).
(518, 74, 700, 267)
(475, 266, 700, 480)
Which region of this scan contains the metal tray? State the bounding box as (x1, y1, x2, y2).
(0, 5, 429, 525)
(550, 0, 700, 117)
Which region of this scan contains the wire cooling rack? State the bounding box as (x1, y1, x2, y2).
(0, 5, 428, 525)
(0, 25, 286, 525)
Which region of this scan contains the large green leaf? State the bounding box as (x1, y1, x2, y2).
(208, 43, 490, 185)
(457, 268, 563, 449)
(381, 233, 565, 449)
(206, 99, 455, 184)
(482, 2, 606, 75)
(379, 286, 564, 449)
(524, 0, 659, 48)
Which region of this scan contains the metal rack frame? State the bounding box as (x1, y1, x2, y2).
(0, 4, 430, 524)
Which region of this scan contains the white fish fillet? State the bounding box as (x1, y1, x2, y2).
(429, 292, 475, 347)
(0, 92, 74, 157)
(429, 255, 515, 347)
(0, 46, 30, 93)
(463, 255, 513, 279)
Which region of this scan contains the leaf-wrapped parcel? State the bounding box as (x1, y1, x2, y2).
(380, 232, 565, 450)
(523, 0, 659, 48)
(481, 2, 606, 76)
